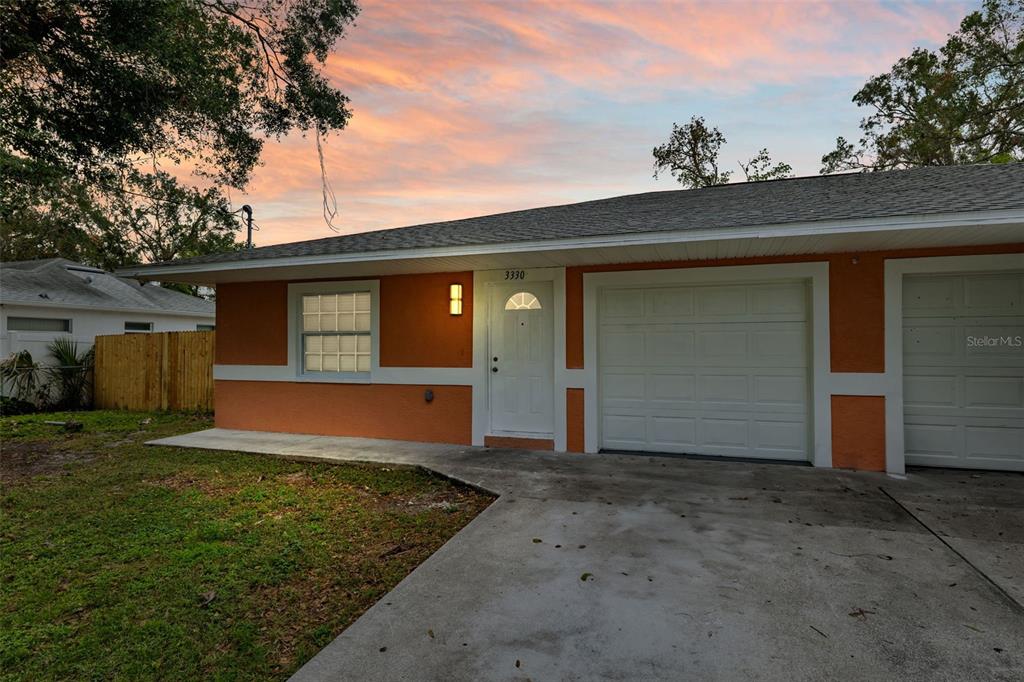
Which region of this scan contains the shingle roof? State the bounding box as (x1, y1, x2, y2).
(143, 163, 1024, 269)
(1, 258, 215, 315)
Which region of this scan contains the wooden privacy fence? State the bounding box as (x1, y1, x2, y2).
(94, 331, 215, 411)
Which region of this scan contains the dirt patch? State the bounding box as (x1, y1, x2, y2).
(149, 471, 243, 497)
(0, 441, 98, 482)
(378, 484, 488, 514)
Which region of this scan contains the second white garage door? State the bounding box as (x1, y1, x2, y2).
(598, 280, 810, 460)
(903, 270, 1024, 471)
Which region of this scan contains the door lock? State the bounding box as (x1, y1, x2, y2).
(492, 367, 499, 373)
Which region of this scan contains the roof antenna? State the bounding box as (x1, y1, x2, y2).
(241, 205, 255, 249)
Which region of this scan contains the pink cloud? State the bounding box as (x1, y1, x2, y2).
(237, 0, 970, 246)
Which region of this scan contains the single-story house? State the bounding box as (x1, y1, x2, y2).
(119, 164, 1024, 474)
(1, 258, 215, 362)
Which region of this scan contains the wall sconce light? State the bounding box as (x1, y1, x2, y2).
(449, 283, 463, 316)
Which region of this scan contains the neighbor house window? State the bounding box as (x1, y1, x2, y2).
(124, 321, 153, 333)
(6, 316, 72, 333)
(196, 324, 215, 331)
(302, 292, 371, 373)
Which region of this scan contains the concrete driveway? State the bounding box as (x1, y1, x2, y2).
(152, 430, 1024, 681)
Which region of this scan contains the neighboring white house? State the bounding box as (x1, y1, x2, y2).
(0, 258, 215, 363)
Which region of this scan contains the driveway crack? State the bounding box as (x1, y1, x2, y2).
(878, 486, 1023, 614)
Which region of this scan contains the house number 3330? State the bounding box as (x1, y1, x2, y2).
(504, 270, 526, 280)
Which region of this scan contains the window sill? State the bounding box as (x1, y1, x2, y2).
(295, 372, 372, 384)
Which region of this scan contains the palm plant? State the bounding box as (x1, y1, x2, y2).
(0, 350, 43, 405)
(46, 338, 94, 410)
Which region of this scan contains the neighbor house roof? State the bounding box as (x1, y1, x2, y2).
(1, 258, 215, 315)
(125, 163, 1024, 273)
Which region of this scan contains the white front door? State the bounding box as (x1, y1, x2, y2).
(488, 282, 554, 436)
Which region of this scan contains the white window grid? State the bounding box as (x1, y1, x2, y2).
(302, 292, 372, 373)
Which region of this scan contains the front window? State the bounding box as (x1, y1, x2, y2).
(302, 292, 371, 373)
(124, 321, 153, 333)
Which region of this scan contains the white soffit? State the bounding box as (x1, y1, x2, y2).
(129, 219, 1024, 284)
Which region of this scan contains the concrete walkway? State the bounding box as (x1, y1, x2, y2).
(151, 429, 1024, 681)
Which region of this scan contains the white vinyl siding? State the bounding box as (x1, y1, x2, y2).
(902, 271, 1024, 471)
(302, 292, 372, 373)
(598, 280, 810, 460)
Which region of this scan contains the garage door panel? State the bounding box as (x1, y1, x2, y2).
(904, 325, 957, 357)
(904, 375, 957, 407)
(752, 329, 807, 363)
(650, 373, 696, 402)
(650, 417, 697, 447)
(755, 420, 808, 453)
(601, 331, 645, 364)
(964, 274, 1022, 312)
(648, 331, 695, 362)
(599, 280, 810, 461)
(965, 426, 1024, 463)
(698, 330, 748, 360)
(648, 288, 695, 317)
(903, 277, 958, 313)
(601, 290, 644, 318)
(752, 283, 808, 316)
(904, 271, 1024, 471)
(602, 415, 647, 446)
(754, 375, 807, 406)
(700, 374, 749, 403)
(696, 286, 748, 316)
(702, 418, 749, 447)
(964, 376, 1023, 408)
(602, 373, 646, 401)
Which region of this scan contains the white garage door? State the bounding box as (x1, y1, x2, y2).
(598, 280, 810, 460)
(903, 271, 1024, 471)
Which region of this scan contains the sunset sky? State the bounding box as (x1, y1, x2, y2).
(239, 0, 973, 246)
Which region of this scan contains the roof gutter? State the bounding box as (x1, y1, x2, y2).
(116, 208, 1024, 279)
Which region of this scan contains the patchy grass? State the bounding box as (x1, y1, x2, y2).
(0, 411, 493, 680)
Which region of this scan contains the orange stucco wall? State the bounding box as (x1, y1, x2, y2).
(379, 272, 473, 367)
(831, 395, 886, 471)
(566, 388, 585, 453)
(216, 281, 289, 365)
(215, 380, 472, 444)
(215, 272, 473, 367)
(566, 243, 1023, 371)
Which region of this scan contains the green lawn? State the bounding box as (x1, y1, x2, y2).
(0, 411, 492, 681)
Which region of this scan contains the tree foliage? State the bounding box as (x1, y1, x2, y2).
(822, 0, 1024, 172)
(738, 149, 794, 182)
(653, 116, 732, 188)
(0, 0, 359, 271)
(653, 116, 793, 188)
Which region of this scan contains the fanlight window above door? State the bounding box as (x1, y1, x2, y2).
(505, 291, 542, 310)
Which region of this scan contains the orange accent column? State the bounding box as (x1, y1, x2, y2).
(828, 253, 885, 373)
(831, 395, 886, 471)
(566, 388, 585, 452)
